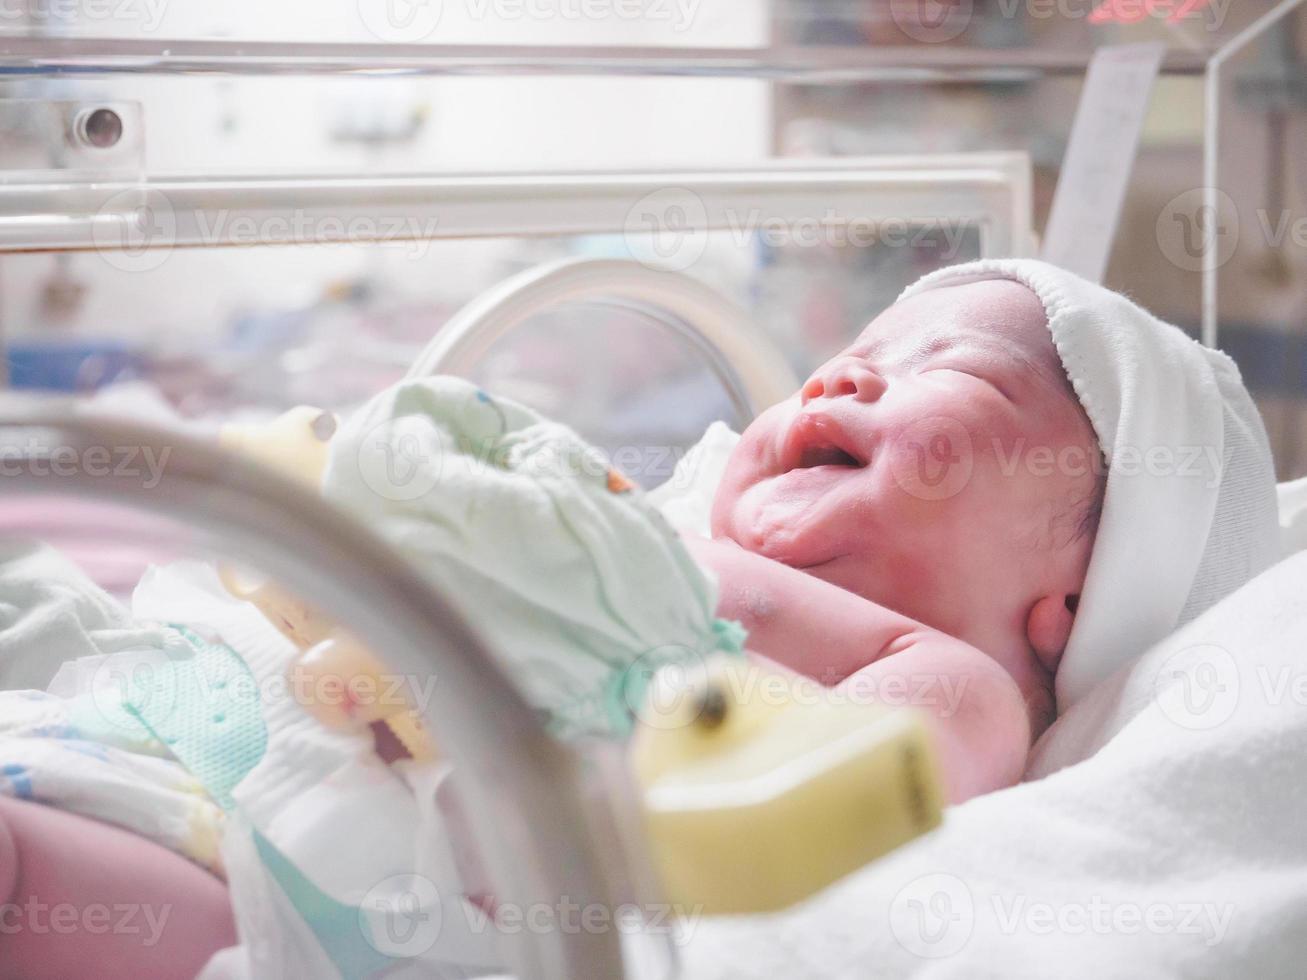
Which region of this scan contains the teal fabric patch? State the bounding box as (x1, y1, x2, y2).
(115, 625, 267, 812)
(595, 622, 748, 740)
(711, 617, 748, 655)
(66, 626, 427, 979)
(252, 829, 395, 980)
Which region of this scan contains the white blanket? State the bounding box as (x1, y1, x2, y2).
(677, 549, 1307, 979)
(0, 537, 164, 692)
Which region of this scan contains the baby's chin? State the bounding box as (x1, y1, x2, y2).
(718, 495, 846, 571)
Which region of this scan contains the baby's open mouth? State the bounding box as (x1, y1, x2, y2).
(796, 442, 862, 469)
(782, 412, 868, 472)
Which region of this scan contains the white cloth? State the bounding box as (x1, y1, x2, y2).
(1276, 475, 1307, 554)
(898, 259, 1281, 712)
(647, 421, 741, 539)
(678, 549, 1307, 979)
(132, 562, 500, 979)
(0, 538, 165, 692)
(0, 541, 226, 868)
(0, 687, 227, 872)
(321, 376, 743, 741)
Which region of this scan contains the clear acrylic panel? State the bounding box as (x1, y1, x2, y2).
(2, 4, 1304, 473)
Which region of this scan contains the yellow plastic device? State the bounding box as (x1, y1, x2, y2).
(631, 657, 944, 915)
(216, 406, 946, 914)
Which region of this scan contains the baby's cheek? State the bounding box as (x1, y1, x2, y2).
(711, 411, 788, 533)
(975, 427, 1083, 522)
(879, 411, 980, 510)
(861, 433, 998, 570)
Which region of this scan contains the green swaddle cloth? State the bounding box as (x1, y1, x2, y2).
(322, 376, 745, 739)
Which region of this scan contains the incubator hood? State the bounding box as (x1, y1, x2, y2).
(1, 1, 1303, 473)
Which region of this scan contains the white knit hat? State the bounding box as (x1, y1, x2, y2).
(899, 259, 1281, 711)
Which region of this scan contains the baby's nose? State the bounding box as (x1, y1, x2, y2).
(801, 358, 887, 405)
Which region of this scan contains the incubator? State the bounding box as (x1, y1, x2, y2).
(1, 2, 1306, 978)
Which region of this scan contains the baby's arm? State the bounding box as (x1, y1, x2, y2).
(684, 536, 1030, 802)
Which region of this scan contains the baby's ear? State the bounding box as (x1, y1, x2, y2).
(1026, 594, 1078, 675)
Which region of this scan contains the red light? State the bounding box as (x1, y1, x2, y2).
(1088, 0, 1212, 24)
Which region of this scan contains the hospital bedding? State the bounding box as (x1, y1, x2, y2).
(676, 547, 1307, 978)
(4, 422, 1307, 975)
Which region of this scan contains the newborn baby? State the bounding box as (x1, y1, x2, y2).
(689, 277, 1099, 800)
(324, 256, 1277, 809)
(686, 258, 1278, 801)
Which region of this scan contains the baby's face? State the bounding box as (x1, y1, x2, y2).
(712, 280, 1100, 716)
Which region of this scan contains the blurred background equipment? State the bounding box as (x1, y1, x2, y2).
(0, 0, 1303, 474)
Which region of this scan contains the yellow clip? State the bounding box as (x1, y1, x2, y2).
(631, 658, 944, 915)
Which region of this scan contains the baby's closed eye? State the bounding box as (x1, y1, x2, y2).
(926, 365, 1012, 401)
